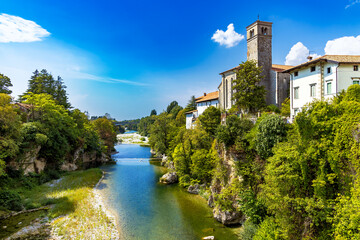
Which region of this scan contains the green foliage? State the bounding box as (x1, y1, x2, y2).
(185, 95, 196, 110)
(255, 114, 287, 159)
(23, 93, 78, 162)
(280, 98, 290, 117)
(343, 84, 360, 102)
(198, 106, 221, 136)
(150, 109, 157, 116)
(239, 220, 258, 240)
(92, 117, 117, 154)
(0, 73, 12, 94)
(166, 101, 179, 114)
(215, 115, 253, 148)
(232, 60, 266, 113)
(21, 69, 71, 109)
(138, 116, 155, 136)
(149, 113, 172, 155)
(0, 94, 21, 175)
(239, 188, 267, 224)
(0, 190, 22, 211)
(267, 104, 280, 113)
(253, 217, 283, 240)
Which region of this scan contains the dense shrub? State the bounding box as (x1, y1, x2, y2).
(255, 114, 286, 159)
(0, 190, 22, 211)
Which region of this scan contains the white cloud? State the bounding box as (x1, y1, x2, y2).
(0, 13, 50, 43)
(345, 0, 360, 9)
(324, 35, 360, 55)
(285, 42, 320, 66)
(211, 23, 244, 48)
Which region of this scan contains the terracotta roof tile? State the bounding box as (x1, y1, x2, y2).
(195, 91, 219, 103)
(220, 64, 293, 75)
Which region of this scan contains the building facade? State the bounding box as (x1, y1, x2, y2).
(218, 20, 292, 111)
(185, 91, 219, 129)
(282, 55, 360, 120)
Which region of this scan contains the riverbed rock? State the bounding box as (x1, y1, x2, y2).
(159, 172, 178, 184)
(207, 194, 215, 208)
(202, 236, 215, 240)
(213, 207, 245, 226)
(161, 155, 168, 166)
(188, 184, 201, 194)
(60, 162, 78, 171)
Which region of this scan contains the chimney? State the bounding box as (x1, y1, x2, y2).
(204, 93, 207, 96)
(307, 56, 313, 61)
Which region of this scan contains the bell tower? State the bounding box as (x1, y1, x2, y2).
(246, 20, 273, 104)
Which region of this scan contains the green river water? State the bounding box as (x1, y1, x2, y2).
(99, 144, 240, 240)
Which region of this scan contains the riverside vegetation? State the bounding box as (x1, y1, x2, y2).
(0, 70, 118, 239)
(141, 61, 360, 239)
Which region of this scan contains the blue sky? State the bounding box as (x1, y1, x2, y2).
(1, 0, 360, 120)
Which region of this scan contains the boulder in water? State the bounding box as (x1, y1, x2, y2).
(159, 172, 178, 184)
(213, 207, 245, 225)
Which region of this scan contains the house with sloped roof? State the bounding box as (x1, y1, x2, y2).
(282, 55, 360, 120)
(185, 91, 219, 129)
(218, 20, 293, 111)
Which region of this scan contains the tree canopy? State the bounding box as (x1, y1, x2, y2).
(232, 60, 266, 113)
(0, 74, 13, 94)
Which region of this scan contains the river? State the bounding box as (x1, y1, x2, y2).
(98, 144, 240, 240)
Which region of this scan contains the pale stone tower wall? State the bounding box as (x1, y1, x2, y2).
(246, 20, 273, 105)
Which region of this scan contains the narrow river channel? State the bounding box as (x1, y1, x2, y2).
(98, 144, 239, 240)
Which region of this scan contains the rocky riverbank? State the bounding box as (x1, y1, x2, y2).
(2, 169, 120, 240)
(117, 132, 149, 145)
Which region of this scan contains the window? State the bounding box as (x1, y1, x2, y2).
(250, 29, 254, 38)
(326, 81, 332, 95)
(353, 80, 360, 85)
(327, 67, 331, 74)
(354, 65, 359, 71)
(294, 87, 299, 99)
(311, 66, 316, 72)
(310, 84, 316, 97)
(294, 71, 298, 77)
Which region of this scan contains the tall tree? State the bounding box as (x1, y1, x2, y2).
(232, 60, 266, 113)
(186, 95, 196, 110)
(150, 109, 157, 116)
(166, 101, 179, 114)
(0, 74, 13, 94)
(20, 69, 71, 108)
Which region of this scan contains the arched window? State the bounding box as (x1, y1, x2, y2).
(261, 27, 268, 35)
(250, 29, 254, 38)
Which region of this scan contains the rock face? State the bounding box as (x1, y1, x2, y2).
(159, 172, 178, 184)
(187, 183, 206, 194)
(213, 207, 245, 225)
(9, 145, 113, 174)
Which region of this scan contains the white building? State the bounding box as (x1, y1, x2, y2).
(282, 55, 360, 120)
(185, 91, 219, 129)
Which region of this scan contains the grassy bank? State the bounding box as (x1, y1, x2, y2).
(1, 168, 119, 239)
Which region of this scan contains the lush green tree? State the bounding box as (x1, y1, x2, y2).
(138, 116, 155, 136)
(232, 60, 266, 113)
(198, 106, 221, 136)
(343, 84, 360, 102)
(185, 95, 196, 110)
(280, 98, 290, 117)
(166, 101, 179, 114)
(0, 74, 12, 94)
(0, 94, 21, 175)
(216, 115, 253, 148)
(255, 114, 287, 159)
(150, 109, 157, 116)
(92, 117, 117, 154)
(21, 69, 71, 108)
(149, 113, 172, 155)
(23, 93, 77, 163)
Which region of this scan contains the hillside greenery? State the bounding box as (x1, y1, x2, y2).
(145, 83, 360, 239)
(0, 71, 117, 212)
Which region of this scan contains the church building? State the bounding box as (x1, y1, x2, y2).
(218, 20, 293, 110)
